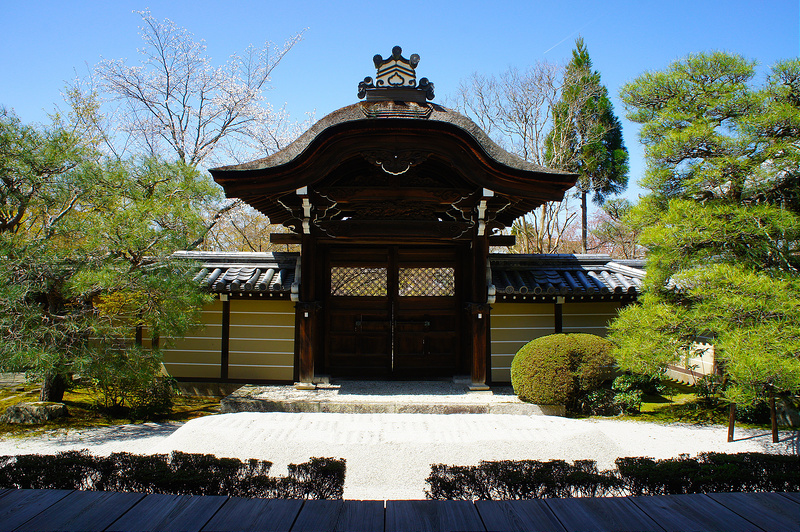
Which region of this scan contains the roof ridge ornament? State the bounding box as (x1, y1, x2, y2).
(358, 46, 435, 103)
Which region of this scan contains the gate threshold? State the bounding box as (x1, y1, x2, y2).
(221, 380, 564, 416)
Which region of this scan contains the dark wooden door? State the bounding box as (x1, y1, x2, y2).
(323, 246, 462, 379)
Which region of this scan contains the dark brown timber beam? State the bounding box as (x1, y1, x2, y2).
(270, 233, 302, 244)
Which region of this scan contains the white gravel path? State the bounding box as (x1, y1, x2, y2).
(0, 413, 795, 500)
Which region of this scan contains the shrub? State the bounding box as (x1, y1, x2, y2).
(282, 457, 347, 499)
(0, 451, 346, 499)
(615, 453, 800, 496)
(579, 388, 617, 416)
(615, 455, 699, 495)
(95, 453, 172, 493)
(427, 453, 800, 500)
(129, 377, 176, 418)
(0, 450, 99, 490)
(612, 373, 665, 396)
(511, 333, 615, 410)
(426, 459, 620, 500)
(84, 346, 174, 418)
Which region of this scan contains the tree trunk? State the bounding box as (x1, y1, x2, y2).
(727, 403, 736, 442)
(40, 371, 68, 402)
(581, 189, 588, 254)
(770, 395, 779, 443)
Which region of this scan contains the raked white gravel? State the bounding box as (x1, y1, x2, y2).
(0, 412, 794, 500)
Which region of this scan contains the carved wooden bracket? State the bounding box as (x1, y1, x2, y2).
(363, 150, 429, 175)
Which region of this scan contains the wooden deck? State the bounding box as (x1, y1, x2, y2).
(0, 489, 797, 531)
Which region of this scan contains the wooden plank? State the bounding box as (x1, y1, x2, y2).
(331, 500, 384, 532)
(201, 497, 303, 532)
(630, 493, 761, 532)
(288, 500, 343, 532)
(778, 492, 800, 504)
(0, 489, 73, 530)
(291, 500, 384, 532)
(18, 489, 145, 531)
(707, 492, 800, 532)
(386, 500, 485, 532)
(545, 496, 663, 532)
(107, 493, 228, 531)
(475, 500, 566, 532)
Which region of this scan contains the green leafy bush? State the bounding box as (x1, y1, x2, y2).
(511, 333, 615, 410)
(612, 373, 665, 396)
(84, 346, 175, 418)
(696, 374, 726, 402)
(426, 459, 620, 500)
(613, 391, 643, 414)
(95, 453, 172, 493)
(427, 453, 800, 499)
(615, 453, 800, 496)
(0, 450, 346, 499)
(282, 457, 347, 499)
(579, 389, 618, 416)
(0, 450, 98, 490)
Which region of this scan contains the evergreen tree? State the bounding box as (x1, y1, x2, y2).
(610, 53, 800, 407)
(546, 38, 629, 253)
(0, 109, 218, 402)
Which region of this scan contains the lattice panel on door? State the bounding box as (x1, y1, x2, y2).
(330, 267, 388, 296)
(399, 267, 455, 297)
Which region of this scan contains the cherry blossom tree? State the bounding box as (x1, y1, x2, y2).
(70, 10, 304, 168)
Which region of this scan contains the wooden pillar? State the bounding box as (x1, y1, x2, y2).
(220, 294, 230, 380)
(296, 231, 318, 389)
(727, 404, 736, 442)
(554, 297, 564, 333)
(468, 231, 490, 391)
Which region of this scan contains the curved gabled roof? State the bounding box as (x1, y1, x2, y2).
(210, 100, 576, 228)
(213, 101, 562, 176)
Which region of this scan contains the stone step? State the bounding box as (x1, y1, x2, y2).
(220, 381, 564, 416)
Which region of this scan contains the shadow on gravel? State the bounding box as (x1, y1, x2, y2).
(49, 422, 184, 446)
(732, 428, 800, 455)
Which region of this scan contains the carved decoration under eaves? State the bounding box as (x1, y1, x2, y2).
(349, 200, 439, 220)
(431, 189, 470, 204)
(364, 150, 429, 175)
(315, 187, 468, 205)
(320, 220, 469, 239)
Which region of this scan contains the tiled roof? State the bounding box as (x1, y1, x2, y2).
(490, 254, 644, 301)
(174, 252, 645, 302)
(175, 251, 299, 298)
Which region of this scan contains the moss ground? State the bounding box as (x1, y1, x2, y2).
(613, 381, 772, 429)
(0, 381, 220, 438)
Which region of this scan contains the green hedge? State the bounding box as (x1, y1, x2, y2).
(0, 450, 345, 499)
(616, 452, 800, 496)
(427, 453, 799, 499)
(427, 459, 619, 500)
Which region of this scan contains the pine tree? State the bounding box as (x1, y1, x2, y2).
(610, 53, 800, 408)
(0, 109, 218, 402)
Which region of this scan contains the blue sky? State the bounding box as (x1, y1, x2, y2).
(2, 0, 798, 200)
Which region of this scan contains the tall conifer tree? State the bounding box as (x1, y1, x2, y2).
(546, 38, 629, 253)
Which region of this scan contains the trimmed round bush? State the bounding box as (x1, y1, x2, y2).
(511, 333, 614, 407)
